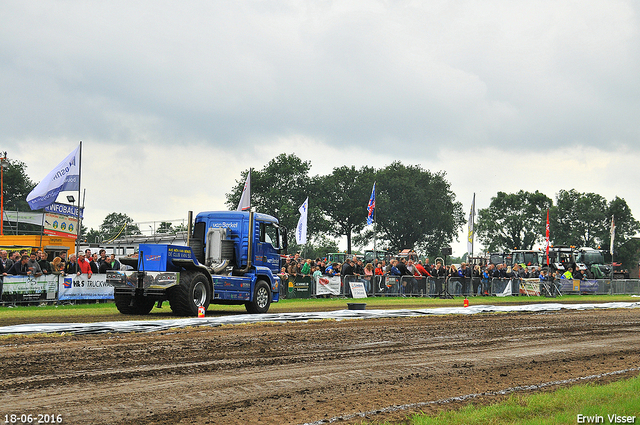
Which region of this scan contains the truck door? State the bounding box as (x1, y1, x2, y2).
(256, 222, 281, 273)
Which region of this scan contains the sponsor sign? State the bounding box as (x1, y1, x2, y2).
(519, 279, 541, 296)
(2, 211, 44, 226)
(44, 202, 83, 218)
(2, 275, 58, 301)
(315, 275, 341, 296)
(43, 212, 79, 239)
(58, 274, 114, 300)
(349, 281, 368, 298)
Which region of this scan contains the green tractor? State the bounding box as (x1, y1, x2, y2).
(574, 247, 611, 279)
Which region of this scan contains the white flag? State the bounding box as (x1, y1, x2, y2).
(467, 193, 475, 257)
(610, 215, 615, 255)
(236, 170, 251, 211)
(27, 145, 80, 210)
(295, 197, 309, 245)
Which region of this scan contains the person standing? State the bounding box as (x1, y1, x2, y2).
(27, 252, 43, 277)
(64, 254, 80, 275)
(1, 250, 13, 271)
(37, 251, 52, 275)
(6, 255, 31, 276)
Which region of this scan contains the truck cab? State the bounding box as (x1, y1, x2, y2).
(575, 247, 611, 279)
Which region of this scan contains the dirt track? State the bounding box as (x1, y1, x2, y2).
(1, 306, 640, 424)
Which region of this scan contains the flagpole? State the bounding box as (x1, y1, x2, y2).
(466, 193, 475, 263)
(610, 215, 615, 282)
(39, 207, 45, 250)
(373, 182, 377, 259)
(546, 209, 550, 267)
(75, 141, 82, 256)
(470, 193, 475, 260)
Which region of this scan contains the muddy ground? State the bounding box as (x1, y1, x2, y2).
(1, 305, 639, 424)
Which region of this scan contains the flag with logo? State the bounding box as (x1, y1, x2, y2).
(296, 197, 309, 244)
(27, 145, 80, 210)
(467, 193, 475, 256)
(366, 182, 376, 225)
(236, 169, 251, 211)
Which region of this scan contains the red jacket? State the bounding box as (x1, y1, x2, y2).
(78, 258, 92, 274)
(414, 264, 431, 277)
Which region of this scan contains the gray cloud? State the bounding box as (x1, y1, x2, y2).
(4, 1, 640, 257)
(3, 1, 639, 153)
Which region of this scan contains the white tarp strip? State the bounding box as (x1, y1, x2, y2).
(0, 302, 639, 336)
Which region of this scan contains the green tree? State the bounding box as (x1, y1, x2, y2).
(297, 235, 340, 260)
(157, 221, 174, 234)
(3, 158, 36, 212)
(476, 190, 552, 252)
(551, 190, 608, 247)
(602, 197, 640, 268)
(225, 154, 325, 246)
(174, 223, 188, 233)
(315, 166, 376, 254)
(375, 162, 465, 256)
(99, 212, 141, 242)
(85, 228, 101, 244)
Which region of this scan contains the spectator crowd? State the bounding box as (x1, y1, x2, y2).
(0, 248, 121, 278)
(0, 248, 122, 299)
(278, 252, 583, 297)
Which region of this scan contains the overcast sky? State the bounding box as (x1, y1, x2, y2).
(2, 1, 639, 256)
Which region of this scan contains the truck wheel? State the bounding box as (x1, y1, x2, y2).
(168, 271, 211, 316)
(245, 280, 271, 314)
(114, 293, 155, 315)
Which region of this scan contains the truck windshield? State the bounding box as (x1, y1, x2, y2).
(558, 252, 574, 264)
(490, 254, 504, 265)
(523, 252, 538, 265)
(580, 252, 604, 265)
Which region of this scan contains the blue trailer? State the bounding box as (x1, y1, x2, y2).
(107, 211, 287, 316)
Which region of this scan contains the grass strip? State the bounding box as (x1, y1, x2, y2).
(408, 375, 640, 425)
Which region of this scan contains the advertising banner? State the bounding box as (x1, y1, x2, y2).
(43, 212, 79, 239)
(315, 275, 341, 296)
(557, 279, 598, 294)
(519, 279, 541, 296)
(2, 275, 58, 301)
(2, 211, 44, 226)
(349, 281, 367, 298)
(286, 276, 311, 298)
(58, 274, 114, 300)
(44, 202, 83, 218)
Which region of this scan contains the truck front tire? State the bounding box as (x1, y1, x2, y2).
(114, 293, 156, 315)
(169, 271, 211, 316)
(245, 280, 271, 314)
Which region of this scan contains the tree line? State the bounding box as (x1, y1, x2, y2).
(225, 154, 466, 257)
(476, 189, 639, 268)
(5, 155, 639, 268)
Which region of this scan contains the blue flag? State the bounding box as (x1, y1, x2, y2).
(367, 183, 375, 225)
(27, 145, 80, 210)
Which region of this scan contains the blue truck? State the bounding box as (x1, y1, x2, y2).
(107, 211, 287, 316)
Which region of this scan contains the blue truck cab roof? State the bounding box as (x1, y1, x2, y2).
(194, 210, 279, 225)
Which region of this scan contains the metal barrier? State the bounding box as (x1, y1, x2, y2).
(611, 279, 640, 295)
(13, 274, 634, 304)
